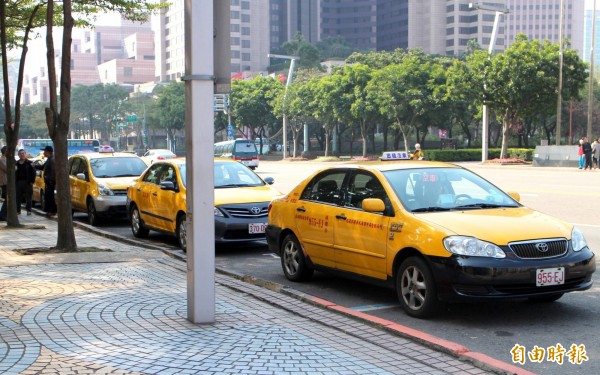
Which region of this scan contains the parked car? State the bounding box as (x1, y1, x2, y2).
(126, 158, 281, 251)
(266, 159, 595, 318)
(69, 151, 148, 225)
(141, 148, 177, 166)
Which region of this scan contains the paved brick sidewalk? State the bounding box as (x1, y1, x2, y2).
(0, 214, 525, 375)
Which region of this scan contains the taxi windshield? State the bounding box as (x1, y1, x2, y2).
(90, 157, 148, 178)
(383, 167, 520, 212)
(214, 161, 264, 188)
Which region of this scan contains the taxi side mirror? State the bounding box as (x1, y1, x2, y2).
(362, 198, 385, 213)
(507, 191, 521, 203)
(76, 173, 87, 181)
(264, 177, 275, 185)
(160, 181, 176, 191)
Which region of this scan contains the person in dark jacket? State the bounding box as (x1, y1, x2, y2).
(15, 149, 36, 215)
(35, 145, 56, 216)
(582, 137, 593, 171)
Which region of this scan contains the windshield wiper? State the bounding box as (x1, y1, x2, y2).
(215, 183, 249, 188)
(412, 206, 451, 212)
(454, 203, 514, 210)
(112, 174, 138, 177)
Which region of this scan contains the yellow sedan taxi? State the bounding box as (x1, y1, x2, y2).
(266, 159, 595, 318)
(126, 157, 281, 251)
(68, 151, 148, 225)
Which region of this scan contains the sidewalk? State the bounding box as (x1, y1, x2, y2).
(0, 213, 531, 375)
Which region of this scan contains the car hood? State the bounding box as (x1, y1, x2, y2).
(97, 177, 139, 190)
(416, 207, 573, 245)
(215, 185, 280, 205)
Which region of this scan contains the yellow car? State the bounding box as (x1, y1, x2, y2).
(266, 160, 595, 318)
(126, 157, 281, 251)
(68, 151, 148, 225)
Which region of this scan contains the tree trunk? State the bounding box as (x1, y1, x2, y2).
(360, 120, 367, 157)
(45, 0, 77, 251)
(500, 118, 510, 159)
(324, 125, 331, 157)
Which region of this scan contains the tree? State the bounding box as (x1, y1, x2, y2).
(281, 33, 322, 70)
(71, 83, 130, 141)
(316, 36, 356, 60)
(230, 76, 282, 146)
(479, 35, 587, 158)
(19, 102, 49, 138)
(154, 81, 184, 152)
(1, 0, 47, 227)
(41, 0, 158, 251)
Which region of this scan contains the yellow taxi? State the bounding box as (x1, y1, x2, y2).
(266, 159, 595, 318)
(68, 151, 148, 225)
(126, 157, 281, 251)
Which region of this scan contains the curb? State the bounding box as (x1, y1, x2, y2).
(60, 214, 534, 375)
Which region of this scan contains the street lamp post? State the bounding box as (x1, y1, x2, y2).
(267, 53, 299, 159)
(587, 0, 597, 141)
(556, 0, 565, 145)
(469, 2, 509, 162)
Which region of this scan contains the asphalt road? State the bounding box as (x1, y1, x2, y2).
(84, 160, 600, 375)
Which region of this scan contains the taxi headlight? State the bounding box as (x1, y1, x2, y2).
(97, 183, 114, 196)
(571, 228, 587, 252)
(443, 236, 506, 258)
(214, 207, 224, 217)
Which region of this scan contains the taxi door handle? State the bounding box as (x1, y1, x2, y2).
(136, 188, 142, 191)
(152, 192, 158, 196)
(296, 207, 306, 212)
(335, 214, 347, 220)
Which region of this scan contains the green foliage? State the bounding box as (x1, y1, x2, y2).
(281, 33, 323, 70)
(424, 148, 534, 162)
(154, 81, 185, 131)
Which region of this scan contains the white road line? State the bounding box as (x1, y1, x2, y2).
(351, 303, 400, 312)
(572, 223, 600, 229)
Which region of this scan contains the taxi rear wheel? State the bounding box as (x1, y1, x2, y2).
(87, 198, 100, 226)
(130, 204, 149, 238)
(396, 257, 440, 318)
(281, 234, 313, 282)
(176, 214, 187, 252)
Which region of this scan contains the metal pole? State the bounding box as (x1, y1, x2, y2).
(587, 0, 596, 140)
(184, 0, 216, 324)
(556, 0, 565, 145)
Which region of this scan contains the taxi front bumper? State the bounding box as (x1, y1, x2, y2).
(92, 194, 128, 216)
(428, 247, 595, 302)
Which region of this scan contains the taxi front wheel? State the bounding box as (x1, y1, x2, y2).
(281, 234, 313, 282)
(396, 257, 440, 319)
(176, 214, 187, 252)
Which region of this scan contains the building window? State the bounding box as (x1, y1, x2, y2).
(241, 14, 250, 23)
(241, 1, 250, 10)
(231, 11, 240, 19)
(231, 37, 240, 46)
(124, 67, 133, 76)
(242, 27, 250, 35)
(231, 24, 240, 32)
(231, 50, 240, 58)
(242, 40, 250, 48)
(242, 53, 251, 61)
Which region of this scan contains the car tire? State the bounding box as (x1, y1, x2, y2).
(176, 213, 187, 251)
(280, 233, 313, 282)
(528, 293, 564, 303)
(396, 256, 440, 319)
(130, 204, 149, 238)
(87, 198, 100, 226)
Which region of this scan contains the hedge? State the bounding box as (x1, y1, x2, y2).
(423, 148, 534, 162)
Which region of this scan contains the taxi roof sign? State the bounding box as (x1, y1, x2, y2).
(380, 151, 410, 161)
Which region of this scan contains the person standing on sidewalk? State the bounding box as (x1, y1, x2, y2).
(582, 137, 593, 170)
(0, 146, 7, 221)
(578, 138, 584, 169)
(35, 145, 56, 216)
(15, 149, 36, 215)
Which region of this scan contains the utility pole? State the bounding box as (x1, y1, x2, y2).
(556, 0, 565, 145)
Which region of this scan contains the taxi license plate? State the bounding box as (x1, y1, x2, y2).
(249, 223, 266, 234)
(536, 267, 564, 287)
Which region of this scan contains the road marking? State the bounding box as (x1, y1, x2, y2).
(263, 253, 280, 259)
(350, 303, 400, 312)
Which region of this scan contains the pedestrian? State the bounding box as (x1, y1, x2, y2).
(412, 143, 424, 160)
(577, 138, 584, 169)
(15, 149, 36, 215)
(582, 137, 593, 170)
(592, 138, 599, 170)
(35, 145, 56, 216)
(0, 146, 7, 221)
